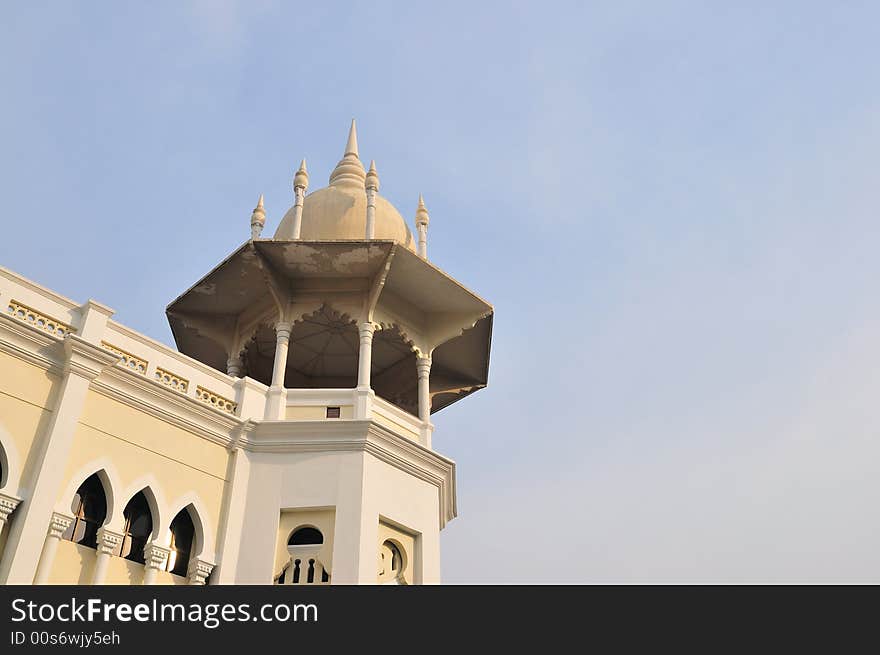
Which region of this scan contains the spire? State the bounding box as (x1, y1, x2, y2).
(415, 193, 429, 226)
(294, 158, 309, 191)
(345, 119, 359, 157)
(250, 194, 266, 239)
(329, 119, 366, 188)
(365, 159, 380, 192)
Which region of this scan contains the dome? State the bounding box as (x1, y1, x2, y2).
(273, 120, 416, 251)
(274, 185, 416, 251)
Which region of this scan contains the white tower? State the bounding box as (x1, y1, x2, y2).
(166, 121, 494, 584)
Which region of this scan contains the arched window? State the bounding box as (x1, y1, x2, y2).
(288, 527, 323, 546)
(379, 540, 404, 584)
(62, 474, 107, 549)
(116, 492, 153, 564)
(165, 509, 195, 577)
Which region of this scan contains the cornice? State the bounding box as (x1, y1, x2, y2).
(247, 419, 457, 527)
(91, 366, 242, 448)
(62, 334, 119, 380)
(0, 312, 63, 372)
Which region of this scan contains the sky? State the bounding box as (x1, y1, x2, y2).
(1, 1, 878, 582)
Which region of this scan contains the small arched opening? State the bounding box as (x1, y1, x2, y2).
(62, 473, 108, 549)
(116, 491, 154, 564)
(165, 508, 196, 577)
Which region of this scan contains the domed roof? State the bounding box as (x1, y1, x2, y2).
(274, 121, 416, 251)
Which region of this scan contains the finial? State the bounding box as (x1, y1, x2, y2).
(415, 193, 429, 226)
(345, 119, 359, 157)
(250, 194, 266, 239)
(365, 160, 380, 192)
(329, 119, 366, 188)
(294, 158, 309, 191)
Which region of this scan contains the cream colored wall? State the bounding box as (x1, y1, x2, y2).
(57, 391, 229, 561)
(48, 541, 95, 585)
(0, 350, 58, 493)
(285, 405, 353, 420)
(274, 508, 335, 578)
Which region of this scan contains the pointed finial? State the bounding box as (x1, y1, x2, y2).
(250, 194, 266, 239)
(294, 158, 309, 191)
(345, 119, 359, 157)
(365, 160, 380, 192)
(329, 120, 366, 188)
(415, 193, 429, 226)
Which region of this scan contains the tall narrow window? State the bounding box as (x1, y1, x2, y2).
(116, 492, 153, 564)
(166, 509, 195, 577)
(62, 474, 107, 549)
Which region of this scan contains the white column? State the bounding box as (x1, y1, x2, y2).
(187, 558, 214, 585)
(226, 356, 243, 378)
(416, 355, 433, 448)
(355, 322, 375, 419)
(0, 322, 117, 584)
(91, 527, 123, 585)
(264, 321, 291, 420)
(211, 422, 255, 584)
(33, 512, 73, 585)
(329, 452, 377, 584)
(142, 543, 170, 585)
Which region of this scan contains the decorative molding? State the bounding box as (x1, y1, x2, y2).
(144, 543, 171, 570)
(96, 527, 123, 556)
(6, 299, 75, 338)
(48, 512, 74, 539)
(0, 491, 22, 523)
(101, 342, 148, 375)
(187, 558, 214, 585)
(62, 335, 119, 380)
(196, 386, 237, 414)
(155, 367, 189, 393)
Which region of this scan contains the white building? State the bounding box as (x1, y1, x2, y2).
(0, 122, 493, 585)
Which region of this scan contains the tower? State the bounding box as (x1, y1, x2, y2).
(166, 121, 493, 583)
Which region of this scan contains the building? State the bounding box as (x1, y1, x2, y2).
(0, 122, 493, 585)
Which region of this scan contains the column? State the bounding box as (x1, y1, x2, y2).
(33, 512, 72, 585)
(329, 452, 377, 584)
(416, 355, 433, 447)
(211, 422, 255, 584)
(187, 558, 214, 585)
(91, 527, 123, 585)
(0, 309, 117, 584)
(0, 493, 21, 539)
(264, 321, 291, 420)
(226, 356, 243, 378)
(355, 322, 375, 419)
(142, 543, 170, 585)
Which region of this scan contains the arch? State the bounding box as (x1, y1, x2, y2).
(288, 525, 324, 546)
(63, 473, 109, 549)
(0, 421, 22, 493)
(114, 475, 166, 541)
(118, 488, 158, 564)
(379, 538, 408, 585)
(165, 492, 213, 561)
(56, 460, 121, 530)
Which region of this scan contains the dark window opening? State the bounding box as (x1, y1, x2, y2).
(326, 406, 341, 418)
(116, 491, 153, 564)
(62, 474, 107, 549)
(166, 509, 195, 577)
(288, 526, 323, 546)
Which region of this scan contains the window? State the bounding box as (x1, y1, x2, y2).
(379, 540, 404, 584)
(326, 406, 341, 418)
(166, 509, 195, 577)
(62, 474, 107, 549)
(115, 492, 153, 564)
(289, 526, 323, 546)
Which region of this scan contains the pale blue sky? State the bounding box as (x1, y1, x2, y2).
(2, 1, 879, 582)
